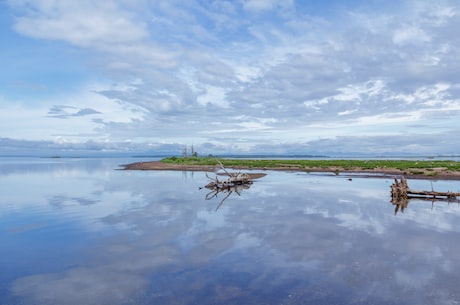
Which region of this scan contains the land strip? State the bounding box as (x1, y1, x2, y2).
(122, 157, 460, 180)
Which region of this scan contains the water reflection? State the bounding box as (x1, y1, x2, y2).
(202, 183, 253, 211)
(392, 196, 460, 215)
(2, 159, 460, 304)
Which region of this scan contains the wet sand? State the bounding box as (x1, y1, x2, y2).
(122, 161, 460, 180)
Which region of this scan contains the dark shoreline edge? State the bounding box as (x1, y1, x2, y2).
(121, 161, 460, 181)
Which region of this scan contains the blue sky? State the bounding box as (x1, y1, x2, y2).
(1, 0, 459, 156)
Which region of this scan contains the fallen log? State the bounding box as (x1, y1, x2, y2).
(391, 177, 460, 200)
(405, 189, 460, 199)
(391, 176, 460, 214)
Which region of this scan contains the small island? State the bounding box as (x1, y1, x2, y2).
(123, 157, 460, 180)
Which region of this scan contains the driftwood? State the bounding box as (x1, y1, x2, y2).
(203, 161, 265, 189)
(200, 161, 266, 210)
(391, 176, 460, 214)
(205, 171, 253, 189)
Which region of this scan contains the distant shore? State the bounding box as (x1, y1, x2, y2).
(122, 159, 460, 180)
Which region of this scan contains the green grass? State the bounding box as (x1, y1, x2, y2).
(161, 157, 460, 172)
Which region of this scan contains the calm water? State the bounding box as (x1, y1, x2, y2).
(1, 157, 460, 305)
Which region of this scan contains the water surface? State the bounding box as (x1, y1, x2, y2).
(1, 157, 460, 304)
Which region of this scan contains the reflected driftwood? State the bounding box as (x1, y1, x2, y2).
(391, 176, 460, 214)
(200, 161, 266, 210)
(204, 184, 252, 211)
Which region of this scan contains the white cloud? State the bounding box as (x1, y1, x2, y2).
(196, 85, 229, 108)
(243, 0, 281, 11)
(11, 0, 148, 47)
(393, 26, 431, 45)
(2, 0, 460, 155)
(0, 84, 146, 141)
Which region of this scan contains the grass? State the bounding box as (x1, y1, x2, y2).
(161, 157, 460, 172)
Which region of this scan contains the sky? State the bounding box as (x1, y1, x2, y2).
(1, 0, 459, 156)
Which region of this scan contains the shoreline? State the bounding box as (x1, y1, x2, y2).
(122, 161, 460, 180)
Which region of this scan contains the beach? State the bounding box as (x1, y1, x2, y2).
(123, 160, 460, 180)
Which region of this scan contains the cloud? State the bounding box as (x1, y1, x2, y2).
(11, 1, 148, 47)
(393, 26, 431, 45)
(243, 0, 292, 11)
(301, 131, 460, 155)
(0, 137, 191, 156)
(47, 105, 101, 119)
(2, 0, 460, 155)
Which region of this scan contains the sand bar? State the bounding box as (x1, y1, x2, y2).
(122, 161, 460, 180)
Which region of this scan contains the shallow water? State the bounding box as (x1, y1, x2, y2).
(1, 157, 460, 305)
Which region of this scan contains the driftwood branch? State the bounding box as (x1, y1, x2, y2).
(217, 160, 234, 177)
(391, 176, 460, 214)
(200, 161, 266, 210)
(204, 161, 262, 189)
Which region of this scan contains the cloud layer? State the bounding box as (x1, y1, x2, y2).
(1, 0, 460, 155)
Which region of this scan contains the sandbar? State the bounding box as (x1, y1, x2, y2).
(122, 161, 460, 180)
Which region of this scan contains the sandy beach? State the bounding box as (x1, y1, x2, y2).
(122, 161, 460, 180)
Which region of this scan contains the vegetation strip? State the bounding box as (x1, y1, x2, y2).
(161, 157, 460, 172)
(120, 157, 460, 179)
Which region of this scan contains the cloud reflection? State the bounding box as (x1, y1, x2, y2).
(7, 169, 460, 304)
